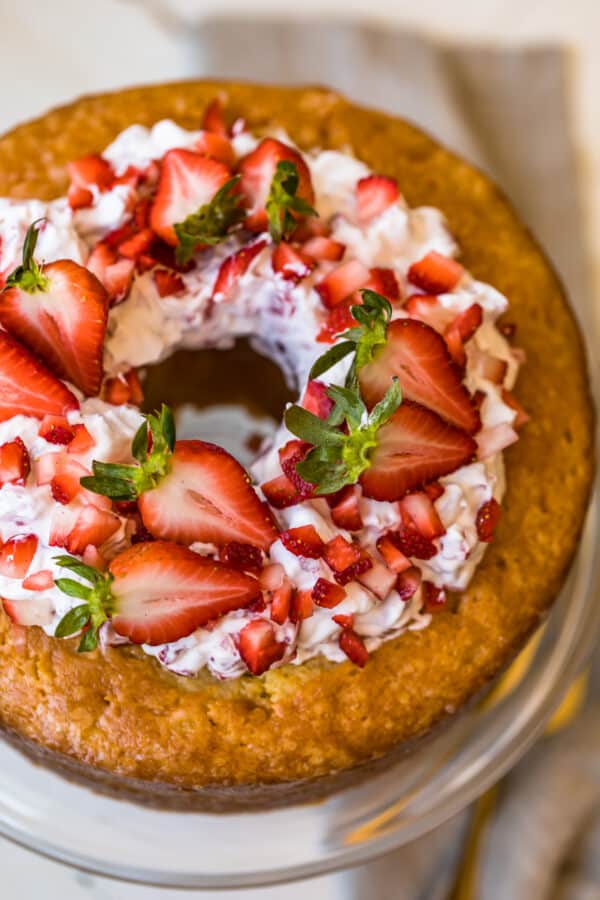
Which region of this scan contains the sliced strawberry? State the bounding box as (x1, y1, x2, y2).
(315, 259, 370, 309)
(109, 541, 260, 645)
(302, 236, 345, 262)
(301, 380, 334, 420)
(87, 242, 135, 305)
(139, 440, 278, 551)
(39, 415, 75, 445)
(359, 319, 480, 433)
(219, 541, 263, 574)
(22, 569, 54, 591)
(271, 242, 314, 283)
(279, 524, 324, 559)
(339, 627, 368, 667)
(150, 149, 232, 246)
(0, 534, 38, 578)
(405, 294, 454, 333)
(364, 267, 400, 301)
(0, 437, 30, 486)
(356, 174, 399, 223)
(153, 268, 185, 297)
(476, 423, 519, 460)
(67, 154, 115, 209)
(376, 534, 411, 574)
(361, 401, 476, 502)
(501, 389, 530, 429)
(261, 473, 302, 509)
(312, 577, 346, 608)
(446, 303, 482, 343)
(396, 566, 422, 601)
(328, 485, 363, 531)
(238, 619, 285, 675)
(422, 581, 447, 613)
(290, 588, 314, 623)
(317, 301, 358, 343)
(0, 256, 109, 395)
(357, 560, 397, 599)
(195, 132, 235, 167)
(211, 239, 266, 300)
(323, 534, 361, 573)
(67, 424, 95, 455)
(2, 595, 53, 626)
(270, 578, 292, 625)
(408, 251, 464, 294)
(399, 492, 445, 539)
(202, 98, 229, 136)
(0, 332, 79, 421)
(476, 497, 501, 542)
(238, 138, 315, 232)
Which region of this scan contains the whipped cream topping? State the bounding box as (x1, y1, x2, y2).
(0, 120, 522, 679)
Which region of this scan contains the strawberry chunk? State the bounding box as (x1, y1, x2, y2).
(357, 561, 398, 600)
(315, 259, 370, 309)
(219, 541, 263, 574)
(50, 504, 120, 554)
(328, 485, 363, 531)
(405, 294, 454, 333)
(202, 98, 229, 136)
(211, 239, 267, 300)
(332, 613, 354, 629)
(317, 301, 358, 343)
(0, 534, 38, 578)
(51, 470, 82, 505)
(476, 498, 501, 542)
(475, 351, 508, 384)
(396, 566, 422, 600)
(238, 138, 315, 232)
(0, 332, 79, 421)
(153, 268, 185, 297)
(301, 380, 334, 420)
(238, 619, 285, 676)
(0, 437, 30, 486)
(118, 228, 154, 260)
(38, 415, 75, 446)
(422, 581, 447, 613)
(270, 578, 292, 625)
(388, 527, 437, 561)
(195, 132, 235, 167)
(67, 154, 115, 209)
(312, 577, 346, 609)
(278, 440, 314, 497)
(82, 544, 107, 572)
(272, 242, 314, 283)
(408, 251, 464, 294)
(339, 627, 369, 667)
(399, 492, 445, 539)
(302, 236, 345, 262)
(67, 424, 95, 455)
(323, 534, 361, 573)
(446, 303, 483, 343)
(290, 589, 314, 623)
(376, 534, 412, 574)
(356, 174, 399, 223)
(261, 474, 302, 509)
(103, 375, 132, 406)
(280, 525, 324, 559)
(364, 267, 400, 301)
(87, 242, 135, 305)
(333, 551, 373, 586)
(22, 569, 54, 591)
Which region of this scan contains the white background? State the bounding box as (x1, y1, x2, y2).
(0, 0, 598, 896)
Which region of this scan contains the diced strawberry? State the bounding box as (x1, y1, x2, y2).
(82, 544, 107, 571)
(405, 294, 454, 333)
(444, 327, 466, 368)
(211, 239, 267, 300)
(261, 473, 302, 509)
(87, 242, 135, 305)
(68, 186, 93, 210)
(290, 588, 314, 623)
(67, 424, 95, 455)
(238, 138, 315, 232)
(153, 268, 185, 297)
(2, 595, 53, 626)
(0, 332, 79, 421)
(360, 401, 477, 501)
(476, 424, 519, 460)
(399, 492, 445, 539)
(108, 541, 261, 645)
(103, 375, 131, 406)
(312, 577, 346, 609)
(150, 149, 232, 247)
(357, 561, 398, 599)
(315, 259, 370, 309)
(35, 452, 61, 486)
(202, 98, 229, 136)
(280, 524, 324, 559)
(51, 504, 120, 555)
(323, 534, 361, 573)
(332, 613, 354, 629)
(329, 485, 364, 531)
(475, 351, 508, 385)
(424, 481, 445, 502)
(118, 228, 154, 260)
(356, 174, 399, 223)
(316, 301, 358, 343)
(364, 267, 400, 301)
(396, 566, 422, 600)
(290, 216, 331, 243)
(501, 389, 530, 429)
(259, 562, 285, 592)
(271, 242, 314, 283)
(339, 627, 369, 667)
(270, 578, 292, 625)
(333, 551, 373, 586)
(447, 303, 482, 343)
(388, 527, 437, 561)
(0, 534, 38, 578)
(38, 415, 75, 446)
(376, 534, 412, 573)
(476, 497, 502, 542)
(422, 581, 447, 613)
(359, 319, 480, 433)
(238, 619, 285, 676)
(472, 390, 486, 412)
(138, 440, 278, 551)
(124, 368, 144, 405)
(51, 470, 82, 505)
(278, 440, 314, 497)
(195, 132, 235, 167)
(302, 236, 345, 262)
(301, 379, 334, 420)
(22, 569, 54, 591)
(67, 154, 115, 208)
(0, 437, 30, 486)
(219, 541, 263, 574)
(132, 196, 152, 230)
(408, 251, 464, 294)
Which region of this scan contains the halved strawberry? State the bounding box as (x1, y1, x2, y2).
(211, 239, 266, 300)
(153, 268, 185, 297)
(0, 332, 79, 421)
(312, 577, 346, 609)
(356, 174, 399, 223)
(271, 242, 314, 283)
(396, 566, 422, 600)
(315, 259, 370, 309)
(407, 251, 464, 293)
(195, 132, 235, 167)
(87, 242, 135, 305)
(67, 154, 115, 209)
(328, 485, 363, 531)
(399, 492, 445, 539)
(150, 149, 232, 246)
(38, 415, 75, 445)
(0, 227, 109, 395)
(301, 380, 334, 420)
(376, 534, 411, 574)
(357, 561, 398, 600)
(323, 534, 361, 573)
(360, 401, 477, 501)
(108, 542, 261, 645)
(261, 473, 301, 509)
(238, 619, 285, 675)
(280, 525, 324, 559)
(219, 541, 263, 574)
(302, 236, 345, 262)
(476, 497, 501, 542)
(238, 138, 315, 232)
(0, 437, 30, 486)
(0, 534, 38, 578)
(339, 627, 368, 667)
(359, 319, 480, 433)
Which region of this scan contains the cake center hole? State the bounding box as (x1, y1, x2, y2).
(141, 339, 295, 467)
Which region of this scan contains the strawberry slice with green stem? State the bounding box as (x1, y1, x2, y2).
(53, 541, 261, 651)
(80, 405, 278, 550)
(0, 221, 109, 395)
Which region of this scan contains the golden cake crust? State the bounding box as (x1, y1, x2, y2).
(0, 82, 594, 808)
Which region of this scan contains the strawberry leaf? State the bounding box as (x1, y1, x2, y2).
(78, 626, 99, 653)
(284, 406, 345, 447)
(54, 555, 104, 584)
(309, 341, 355, 380)
(174, 176, 245, 264)
(54, 579, 92, 601)
(266, 161, 318, 243)
(368, 377, 402, 428)
(55, 603, 91, 637)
